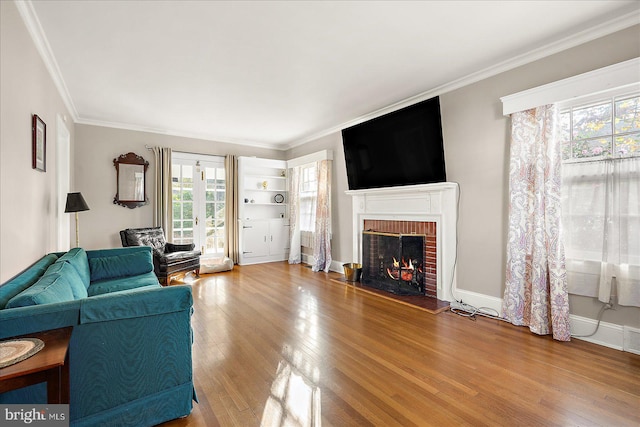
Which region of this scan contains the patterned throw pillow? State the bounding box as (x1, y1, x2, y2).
(125, 228, 167, 255)
(124, 230, 144, 246)
(139, 232, 166, 255)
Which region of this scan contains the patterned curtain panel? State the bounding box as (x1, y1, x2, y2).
(288, 166, 301, 264)
(502, 105, 571, 341)
(224, 155, 239, 263)
(152, 146, 172, 237)
(312, 159, 332, 273)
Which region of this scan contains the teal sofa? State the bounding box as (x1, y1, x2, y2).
(0, 246, 196, 427)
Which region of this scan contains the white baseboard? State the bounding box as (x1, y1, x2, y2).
(569, 314, 624, 350)
(451, 288, 503, 313)
(330, 259, 345, 273)
(623, 326, 640, 355)
(300, 254, 344, 274)
(452, 288, 633, 352)
(301, 253, 312, 266)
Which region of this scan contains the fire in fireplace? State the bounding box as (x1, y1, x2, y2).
(362, 231, 426, 296)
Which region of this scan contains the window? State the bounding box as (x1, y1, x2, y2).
(560, 92, 640, 305)
(299, 164, 317, 232)
(560, 93, 639, 260)
(203, 165, 226, 256)
(501, 60, 640, 306)
(172, 163, 194, 244)
(560, 94, 640, 161)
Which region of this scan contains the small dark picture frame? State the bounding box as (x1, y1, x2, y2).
(32, 114, 46, 172)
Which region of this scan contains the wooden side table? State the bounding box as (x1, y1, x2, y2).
(0, 327, 73, 404)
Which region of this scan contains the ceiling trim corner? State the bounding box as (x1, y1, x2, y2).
(74, 116, 289, 151)
(15, 0, 79, 122)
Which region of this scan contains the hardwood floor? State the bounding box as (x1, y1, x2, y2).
(162, 262, 640, 426)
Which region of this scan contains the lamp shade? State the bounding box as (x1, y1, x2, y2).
(64, 192, 90, 213)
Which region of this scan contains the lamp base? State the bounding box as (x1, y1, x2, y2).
(74, 212, 80, 248)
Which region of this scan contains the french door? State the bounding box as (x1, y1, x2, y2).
(172, 153, 226, 258)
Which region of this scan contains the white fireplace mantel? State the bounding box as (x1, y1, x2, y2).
(346, 182, 459, 302)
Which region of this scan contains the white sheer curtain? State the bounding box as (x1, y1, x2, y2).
(288, 166, 301, 264)
(299, 164, 317, 249)
(152, 146, 172, 236)
(502, 105, 571, 341)
(288, 159, 332, 271)
(562, 157, 640, 307)
(312, 159, 332, 272)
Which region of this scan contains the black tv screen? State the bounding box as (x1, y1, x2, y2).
(342, 96, 446, 190)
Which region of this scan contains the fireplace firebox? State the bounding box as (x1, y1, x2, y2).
(362, 231, 426, 296)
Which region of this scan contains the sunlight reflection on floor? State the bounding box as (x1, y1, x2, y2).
(261, 287, 322, 427)
(261, 346, 321, 427)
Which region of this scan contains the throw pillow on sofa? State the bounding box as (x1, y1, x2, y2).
(44, 261, 88, 300)
(0, 253, 59, 309)
(57, 247, 91, 289)
(6, 273, 76, 308)
(89, 249, 154, 282)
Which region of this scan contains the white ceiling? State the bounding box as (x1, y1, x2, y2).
(24, 1, 640, 150)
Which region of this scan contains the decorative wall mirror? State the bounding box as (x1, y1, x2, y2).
(113, 152, 149, 209)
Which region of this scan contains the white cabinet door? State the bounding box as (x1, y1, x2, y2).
(269, 219, 290, 256)
(239, 219, 290, 264)
(242, 220, 269, 258)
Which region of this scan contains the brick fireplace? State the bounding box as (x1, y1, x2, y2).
(346, 183, 458, 302)
(363, 221, 437, 296)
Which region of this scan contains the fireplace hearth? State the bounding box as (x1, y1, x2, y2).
(362, 231, 425, 296)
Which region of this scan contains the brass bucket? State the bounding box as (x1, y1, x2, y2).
(343, 263, 362, 282)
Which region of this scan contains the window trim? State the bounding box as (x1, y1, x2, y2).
(500, 58, 639, 116)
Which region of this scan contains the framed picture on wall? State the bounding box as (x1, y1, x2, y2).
(32, 114, 46, 172)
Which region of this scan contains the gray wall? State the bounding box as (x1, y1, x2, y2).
(0, 1, 75, 282)
(287, 25, 640, 328)
(73, 124, 285, 250)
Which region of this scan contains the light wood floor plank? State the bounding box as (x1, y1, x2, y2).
(162, 262, 640, 427)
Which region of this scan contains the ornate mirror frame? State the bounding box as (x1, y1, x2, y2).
(113, 152, 149, 209)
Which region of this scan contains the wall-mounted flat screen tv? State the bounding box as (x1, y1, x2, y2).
(342, 96, 446, 190)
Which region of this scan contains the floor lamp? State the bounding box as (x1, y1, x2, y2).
(65, 192, 90, 248)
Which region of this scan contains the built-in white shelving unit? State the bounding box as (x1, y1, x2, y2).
(238, 157, 290, 265)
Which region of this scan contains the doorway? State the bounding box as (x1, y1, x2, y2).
(172, 153, 226, 258)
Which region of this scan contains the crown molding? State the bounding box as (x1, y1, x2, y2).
(283, 7, 640, 150)
(74, 117, 284, 151)
(15, 0, 79, 121)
